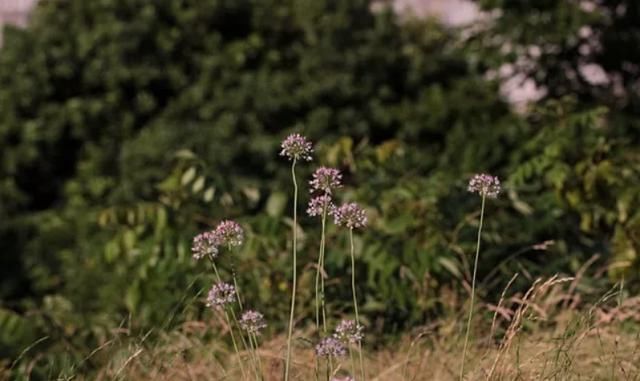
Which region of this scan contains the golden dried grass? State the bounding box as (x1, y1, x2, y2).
(90, 275, 640, 381)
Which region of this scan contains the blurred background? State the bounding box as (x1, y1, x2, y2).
(0, 0, 639, 378)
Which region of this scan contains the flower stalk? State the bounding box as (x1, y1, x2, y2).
(460, 173, 500, 380)
(459, 194, 485, 380)
(349, 229, 366, 381)
(279, 133, 313, 381)
(284, 158, 298, 381)
(208, 259, 248, 380)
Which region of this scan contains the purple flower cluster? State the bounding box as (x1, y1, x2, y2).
(333, 319, 364, 344)
(206, 282, 236, 308)
(215, 220, 244, 248)
(467, 173, 501, 198)
(191, 220, 244, 260)
(315, 337, 347, 358)
(280, 133, 313, 161)
(239, 310, 267, 334)
(192, 231, 220, 260)
(331, 377, 354, 381)
(310, 167, 342, 194)
(307, 195, 335, 217)
(333, 203, 367, 229)
(307, 166, 343, 219)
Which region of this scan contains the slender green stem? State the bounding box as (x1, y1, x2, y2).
(212, 261, 250, 352)
(232, 268, 244, 310)
(223, 310, 246, 380)
(349, 229, 366, 381)
(229, 308, 250, 360)
(326, 357, 331, 381)
(349, 346, 356, 379)
(284, 159, 298, 381)
(321, 210, 331, 379)
(328, 356, 334, 381)
(210, 260, 222, 281)
(315, 203, 329, 334)
(235, 315, 260, 381)
(246, 334, 259, 380)
(314, 206, 326, 381)
(251, 333, 265, 380)
(227, 245, 245, 310)
(320, 208, 328, 333)
(223, 256, 252, 358)
(460, 194, 486, 380)
(246, 331, 263, 381)
(208, 258, 247, 380)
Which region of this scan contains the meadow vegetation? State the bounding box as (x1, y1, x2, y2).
(0, 0, 639, 380)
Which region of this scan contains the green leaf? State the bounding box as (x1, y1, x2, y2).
(192, 176, 205, 193)
(438, 257, 462, 279)
(266, 192, 287, 217)
(125, 283, 141, 313)
(181, 167, 197, 186)
(203, 186, 215, 203)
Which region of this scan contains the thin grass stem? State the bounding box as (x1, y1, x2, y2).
(350, 229, 366, 381)
(460, 194, 486, 380)
(208, 258, 248, 380)
(315, 203, 329, 335)
(284, 159, 298, 381)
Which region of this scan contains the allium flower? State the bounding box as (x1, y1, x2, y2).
(467, 173, 501, 198)
(280, 133, 313, 161)
(333, 203, 368, 229)
(307, 194, 335, 217)
(310, 167, 342, 194)
(331, 377, 354, 381)
(214, 220, 244, 248)
(192, 231, 219, 260)
(315, 337, 347, 358)
(206, 282, 236, 308)
(333, 319, 364, 344)
(239, 310, 267, 334)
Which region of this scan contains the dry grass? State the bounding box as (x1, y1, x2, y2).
(83, 274, 640, 381)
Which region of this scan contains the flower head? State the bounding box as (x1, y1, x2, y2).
(331, 377, 355, 381)
(280, 133, 313, 161)
(315, 337, 347, 358)
(310, 167, 342, 194)
(206, 282, 236, 308)
(334, 319, 364, 344)
(214, 220, 244, 248)
(239, 310, 267, 334)
(467, 173, 501, 198)
(307, 194, 335, 217)
(192, 231, 220, 260)
(333, 203, 368, 229)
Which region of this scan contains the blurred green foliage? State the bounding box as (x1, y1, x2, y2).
(0, 0, 638, 378)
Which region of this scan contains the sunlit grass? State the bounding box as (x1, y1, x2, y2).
(73, 276, 640, 381)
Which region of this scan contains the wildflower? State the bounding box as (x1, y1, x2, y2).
(315, 337, 347, 358)
(239, 310, 267, 334)
(280, 133, 313, 161)
(467, 173, 501, 198)
(334, 319, 364, 344)
(206, 282, 236, 308)
(192, 231, 219, 260)
(310, 167, 342, 194)
(333, 203, 368, 229)
(307, 194, 335, 217)
(331, 377, 355, 381)
(214, 220, 244, 248)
